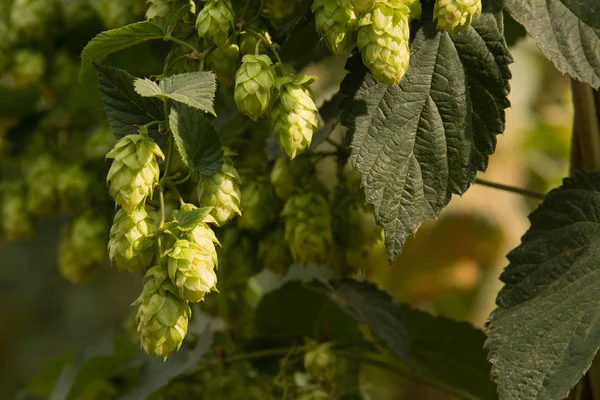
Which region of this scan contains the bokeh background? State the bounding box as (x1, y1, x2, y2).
(0, 0, 573, 398)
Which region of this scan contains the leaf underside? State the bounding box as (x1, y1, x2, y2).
(340, 6, 512, 262)
(486, 171, 600, 400)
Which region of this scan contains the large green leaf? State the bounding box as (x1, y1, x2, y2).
(168, 102, 223, 175)
(134, 72, 217, 116)
(486, 171, 600, 400)
(80, 21, 167, 78)
(325, 280, 497, 400)
(340, 4, 511, 262)
(505, 0, 600, 88)
(95, 64, 165, 138)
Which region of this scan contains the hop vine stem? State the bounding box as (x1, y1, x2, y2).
(474, 178, 545, 200)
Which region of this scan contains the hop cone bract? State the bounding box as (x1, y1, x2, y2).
(108, 206, 157, 272)
(312, 0, 358, 56)
(197, 149, 241, 226)
(282, 192, 333, 263)
(351, 0, 375, 12)
(166, 239, 217, 302)
(234, 54, 276, 120)
(434, 0, 481, 35)
(272, 74, 319, 159)
(357, 1, 413, 85)
(135, 266, 190, 359)
(59, 213, 109, 283)
(106, 134, 164, 213)
(195, 0, 235, 46)
(239, 180, 279, 231)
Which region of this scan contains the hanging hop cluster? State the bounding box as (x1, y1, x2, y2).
(433, 0, 482, 35)
(312, 0, 358, 55)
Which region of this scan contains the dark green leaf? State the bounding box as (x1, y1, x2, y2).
(505, 0, 600, 88)
(486, 170, 600, 400)
(325, 280, 496, 400)
(340, 5, 511, 262)
(172, 207, 214, 231)
(135, 72, 217, 115)
(169, 102, 223, 175)
(80, 21, 167, 78)
(95, 64, 165, 138)
(120, 328, 213, 400)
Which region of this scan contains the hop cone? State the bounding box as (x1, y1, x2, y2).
(135, 266, 190, 359)
(312, 0, 358, 55)
(25, 155, 58, 218)
(166, 240, 217, 302)
(10, 0, 60, 41)
(234, 54, 276, 120)
(304, 342, 338, 380)
(12, 49, 46, 87)
(239, 180, 279, 231)
(195, 0, 235, 46)
(282, 192, 333, 263)
(207, 38, 240, 85)
(434, 0, 481, 35)
(270, 157, 311, 200)
(108, 206, 157, 272)
(57, 164, 93, 212)
(258, 229, 292, 275)
(106, 134, 164, 213)
(357, 1, 413, 85)
(59, 213, 109, 283)
(197, 149, 241, 226)
(351, 0, 375, 12)
(0, 181, 33, 240)
(272, 73, 319, 159)
(175, 203, 220, 263)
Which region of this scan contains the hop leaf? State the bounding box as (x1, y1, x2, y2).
(234, 54, 276, 120)
(59, 213, 109, 283)
(0, 181, 33, 240)
(207, 38, 240, 85)
(272, 73, 319, 159)
(312, 0, 358, 56)
(239, 180, 279, 231)
(108, 206, 157, 272)
(195, 0, 236, 46)
(356, 1, 413, 85)
(282, 192, 333, 263)
(106, 133, 164, 213)
(25, 155, 58, 218)
(197, 149, 242, 226)
(135, 266, 190, 359)
(434, 0, 481, 35)
(166, 239, 217, 302)
(304, 341, 338, 380)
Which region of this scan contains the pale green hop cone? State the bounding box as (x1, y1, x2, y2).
(0, 181, 33, 240)
(57, 164, 93, 212)
(234, 54, 276, 120)
(135, 266, 190, 359)
(166, 239, 217, 302)
(106, 134, 164, 213)
(312, 0, 358, 55)
(174, 203, 220, 264)
(197, 149, 242, 226)
(207, 38, 240, 85)
(195, 0, 236, 46)
(304, 342, 338, 380)
(434, 0, 481, 35)
(59, 213, 109, 284)
(357, 0, 413, 85)
(269, 156, 312, 200)
(25, 154, 58, 218)
(282, 192, 333, 263)
(272, 73, 319, 159)
(108, 206, 157, 272)
(238, 180, 279, 231)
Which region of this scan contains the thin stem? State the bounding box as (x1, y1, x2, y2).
(475, 178, 546, 200)
(168, 184, 186, 206)
(171, 170, 193, 185)
(159, 188, 166, 226)
(245, 27, 284, 68)
(164, 36, 201, 55)
(161, 53, 189, 76)
(160, 134, 175, 185)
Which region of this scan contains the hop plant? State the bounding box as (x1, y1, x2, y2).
(195, 0, 236, 47)
(108, 206, 157, 272)
(434, 0, 481, 35)
(106, 134, 164, 213)
(25, 155, 58, 218)
(12, 49, 46, 87)
(234, 54, 276, 120)
(57, 164, 93, 212)
(357, 0, 415, 85)
(270, 157, 312, 200)
(197, 149, 242, 226)
(166, 240, 217, 302)
(239, 180, 279, 231)
(0, 182, 33, 240)
(239, 24, 268, 56)
(282, 192, 333, 263)
(258, 229, 292, 275)
(350, 0, 375, 12)
(135, 266, 190, 359)
(59, 213, 109, 283)
(95, 0, 147, 29)
(176, 204, 220, 263)
(207, 38, 241, 85)
(146, 0, 189, 19)
(304, 342, 338, 380)
(10, 0, 61, 42)
(312, 0, 358, 56)
(272, 72, 319, 159)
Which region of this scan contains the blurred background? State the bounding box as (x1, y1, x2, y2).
(0, 0, 573, 398)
